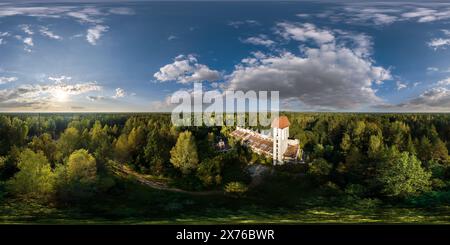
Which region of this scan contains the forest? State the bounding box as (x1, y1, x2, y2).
(0, 112, 449, 223)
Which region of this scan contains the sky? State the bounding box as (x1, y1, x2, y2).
(1, 1, 450, 112)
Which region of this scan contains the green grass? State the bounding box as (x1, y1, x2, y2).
(1, 200, 449, 224)
(1, 166, 449, 224)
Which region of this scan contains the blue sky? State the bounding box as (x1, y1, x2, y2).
(1, 1, 450, 112)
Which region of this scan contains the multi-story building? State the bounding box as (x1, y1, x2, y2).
(230, 116, 300, 165)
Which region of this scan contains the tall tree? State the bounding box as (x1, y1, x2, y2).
(57, 127, 81, 160)
(377, 150, 431, 198)
(170, 131, 199, 175)
(29, 133, 57, 165)
(7, 149, 54, 200)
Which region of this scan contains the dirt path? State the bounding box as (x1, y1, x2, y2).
(112, 164, 223, 196)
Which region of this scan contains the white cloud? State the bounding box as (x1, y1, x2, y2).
(154, 54, 221, 84)
(47, 81, 101, 96)
(86, 25, 108, 45)
(396, 81, 407, 90)
(338, 31, 373, 57)
(0, 76, 18, 84)
(12, 34, 33, 52)
(0, 6, 72, 18)
(39, 27, 62, 40)
(23, 37, 33, 52)
(427, 29, 450, 50)
(402, 7, 450, 23)
(427, 67, 439, 72)
(277, 22, 334, 44)
(242, 35, 275, 47)
(437, 77, 450, 86)
(428, 38, 450, 50)
(48, 76, 72, 83)
(228, 20, 260, 28)
(369, 13, 398, 25)
(226, 22, 391, 110)
(379, 86, 450, 111)
(20, 24, 33, 35)
(0, 32, 8, 45)
(334, 6, 400, 26)
(296, 13, 310, 18)
(168, 35, 177, 41)
(227, 46, 391, 110)
(376, 76, 450, 111)
(113, 88, 125, 98)
(23, 37, 33, 46)
(66, 7, 104, 24)
(0, 79, 102, 109)
(108, 7, 135, 15)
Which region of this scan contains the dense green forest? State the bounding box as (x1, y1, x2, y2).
(0, 113, 449, 223)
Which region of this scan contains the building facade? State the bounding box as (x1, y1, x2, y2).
(230, 116, 300, 165)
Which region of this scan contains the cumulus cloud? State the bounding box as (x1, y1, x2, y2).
(428, 38, 450, 50)
(21, 37, 34, 52)
(154, 54, 221, 84)
(0, 76, 18, 84)
(242, 35, 275, 47)
(20, 24, 33, 35)
(427, 29, 450, 50)
(113, 88, 125, 98)
(378, 87, 450, 112)
(23, 37, 33, 46)
(86, 25, 108, 45)
(277, 22, 334, 44)
(0, 79, 102, 109)
(437, 77, 450, 86)
(226, 23, 391, 110)
(39, 27, 62, 40)
(0, 32, 9, 45)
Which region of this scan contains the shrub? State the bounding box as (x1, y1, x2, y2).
(224, 181, 248, 196)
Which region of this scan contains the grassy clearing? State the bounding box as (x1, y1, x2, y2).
(1, 197, 449, 224)
(1, 164, 449, 224)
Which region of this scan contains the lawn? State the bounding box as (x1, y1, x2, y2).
(1, 193, 449, 224)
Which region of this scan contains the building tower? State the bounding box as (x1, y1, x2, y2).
(271, 116, 290, 165)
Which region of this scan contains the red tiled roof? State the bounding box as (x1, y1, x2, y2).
(271, 116, 290, 129)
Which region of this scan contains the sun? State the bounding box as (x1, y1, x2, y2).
(52, 90, 69, 102)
